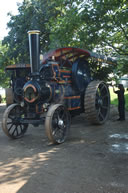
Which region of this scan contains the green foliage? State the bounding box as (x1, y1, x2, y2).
(0, 41, 11, 87)
(2, 0, 61, 63)
(0, 0, 128, 87)
(125, 93, 128, 111)
(49, 0, 128, 82)
(50, 0, 128, 74)
(89, 60, 116, 82)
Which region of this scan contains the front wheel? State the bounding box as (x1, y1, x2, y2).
(2, 104, 28, 139)
(45, 104, 71, 144)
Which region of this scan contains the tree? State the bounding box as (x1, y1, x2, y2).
(0, 41, 11, 87)
(1, 0, 128, 86)
(2, 0, 61, 64)
(50, 0, 128, 76)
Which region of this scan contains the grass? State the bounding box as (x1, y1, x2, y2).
(109, 87, 128, 111)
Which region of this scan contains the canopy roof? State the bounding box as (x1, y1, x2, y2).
(6, 47, 116, 70)
(42, 47, 116, 65)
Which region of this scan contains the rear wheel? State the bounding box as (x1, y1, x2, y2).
(84, 81, 110, 124)
(2, 104, 28, 139)
(45, 104, 71, 144)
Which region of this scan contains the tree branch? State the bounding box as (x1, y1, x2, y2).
(103, 40, 128, 56)
(119, 24, 128, 41)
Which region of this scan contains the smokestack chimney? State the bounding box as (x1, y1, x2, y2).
(28, 30, 40, 76)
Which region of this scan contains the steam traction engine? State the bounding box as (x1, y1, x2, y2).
(2, 30, 114, 144)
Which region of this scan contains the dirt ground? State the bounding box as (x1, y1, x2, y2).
(0, 104, 128, 193)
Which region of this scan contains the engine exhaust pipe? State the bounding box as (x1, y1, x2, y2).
(28, 30, 40, 76)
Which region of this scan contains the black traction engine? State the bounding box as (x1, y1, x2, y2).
(2, 30, 114, 144)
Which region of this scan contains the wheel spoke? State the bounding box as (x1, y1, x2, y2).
(100, 84, 105, 92)
(8, 115, 14, 119)
(52, 128, 58, 136)
(57, 112, 60, 121)
(99, 110, 105, 120)
(60, 111, 65, 119)
(7, 121, 13, 125)
(20, 124, 23, 132)
(8, 123, 14, 132)
(16, 126, 19, 136)
(12, 126, 17, 136)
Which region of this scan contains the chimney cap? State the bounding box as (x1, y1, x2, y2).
(27, 30, 40, 35)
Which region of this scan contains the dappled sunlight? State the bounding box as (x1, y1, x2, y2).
(0, 148, 59, 193)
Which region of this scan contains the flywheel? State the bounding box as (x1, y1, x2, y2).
(84, 81, 110, 124)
